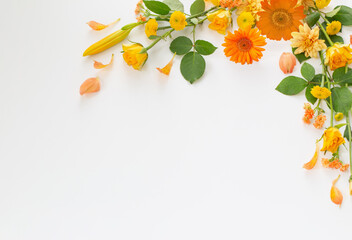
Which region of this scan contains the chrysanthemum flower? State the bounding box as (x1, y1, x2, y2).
(291, 23, 327, 58)
(145, 19, 158, 37)
(297, 0, 315, 11)
(256, 0, 305, 41)
(316, 0, 331, 9)
(237, 12, 255, 29)
(313, 114, 326, 129)
(222, 26, 266, 65)
(326, 21, 341, 35)
(169, 11, 187, 31)
(237, 0, 263, 21)
(310, 86, 331, 99)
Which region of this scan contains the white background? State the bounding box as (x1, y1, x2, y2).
(1, 0, 352, 239)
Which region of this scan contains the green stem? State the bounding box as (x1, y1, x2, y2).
(143, 29, 175, 52)
(317, 21, 334, 47)
(316, 9, 331, 24)
(319, 51, 334, 127)
(187, 6, 218, 20)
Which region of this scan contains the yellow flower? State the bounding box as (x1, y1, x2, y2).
(169, 11, 187, 31)
(237, 0, 263, 21)
(310, 86, 331, 99)
(316, 0, 331, 9)
(205, 0, 220, 5)
(237, 12, 255, 29)
(335, 112, 344, 121)
(321, 127, 345, 153)
(326, 21, 341, 35)
(291, 23, 327, 58)
(207, 10, 231, 34)
(145, 19, 158, 37)
(297, 0, 315, 11)
(122, 43, 148, 70)
(325, 43, 352, 70)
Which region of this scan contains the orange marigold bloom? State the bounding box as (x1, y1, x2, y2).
(257, 0, 305, 41)
(222, 26, 266, 65)
(313, 114, 326, 129)
(303, 103, 314, 124)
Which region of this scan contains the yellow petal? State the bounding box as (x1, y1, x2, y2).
(93, 54, 114, 69)
(330, 175, 343, 206)
(87, 18, 120, 31)
(157, 53, 176, 76)
(80, 77, 100, 95)
(303, 143, 319, 170)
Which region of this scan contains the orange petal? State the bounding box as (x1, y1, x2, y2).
(330, 175, 343, 206)
(93, 54, 114, 69)
(87, 18, 120, 31)
(157, 53, 176, 76)
(303, 143, 319, 170)
(80, 77, 100, 95)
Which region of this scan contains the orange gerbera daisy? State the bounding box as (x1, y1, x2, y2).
(257, 0, 305, 41)
(222, 26, 266, 65)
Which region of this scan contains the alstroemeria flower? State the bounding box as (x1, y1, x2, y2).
(80, 77, 100, 95)
(330, 175, 343, 206)
(93, 54, 114, 69)
(87, 18, 120, 31)
(303, 143, 319, 170)
(157, 53, 176, 75)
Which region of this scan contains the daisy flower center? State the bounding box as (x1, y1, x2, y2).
(237, 37, 253, 52)
(271, 10, 292, 28)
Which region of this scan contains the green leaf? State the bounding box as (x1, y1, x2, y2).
(148, 35, 161, 40)
(331, 35, 344, 43)
(301, 62, 315, 81)
(326, 6, 341, 18)
(305, 84, 318, 104)
(275, 76, 308, 95)
(180, 51, 206, 83)
(306, 12, 320, 27)
(292, 48, 310, 63)
(331, 6, 352, 26)
(333, 67, 352, 85)
(144, 0, 171, 15)
(335, 123, 347, 129)
(190, 18, 199, 25)
(194, 40, 217, 55)
(163, 0, 184, 12)
(331, 87, 352, 114)
(169, 36, 193, 55)
(190, 0, 205, 15)
(344, 126, 352, 141)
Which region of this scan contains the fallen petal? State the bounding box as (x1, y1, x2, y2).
(93, 54, 114, 69)
(303, 143, 319, 170)
(330, 175, 343, 206)
(80, 77, 100, 95)
(157, 53, 176, 76)
(87, 18, 120, 31)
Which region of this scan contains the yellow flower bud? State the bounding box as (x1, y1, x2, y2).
(334, 112, 344, 121)
(122, 43, 148, 70)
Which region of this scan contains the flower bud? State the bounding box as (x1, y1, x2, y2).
(279, 52, 296, 74)
(122, 43, 148, 70)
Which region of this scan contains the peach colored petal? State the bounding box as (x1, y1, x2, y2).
(93, 54, 114, 69)
(330, 175, 343, 206)
(303, 143, 319, 170)
(87, 18, 120, 31)
(80, 77, 100, 95)
(157, 53, 176, 76)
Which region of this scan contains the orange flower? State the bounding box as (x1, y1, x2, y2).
(136, 15, 147, 22)
(340, 164, 350, 172)
(322, 158, 350, 172)
(135, 0, 144, 15)
(80, 77, 100, 95)
(303, 103, 314, 124)
(303, 143, 319, 170)
(257, 0, 305, 41)
(220, 0, 242, 8)
(222, 26, 266, 65)
(330, 175, 343, 206)
(93, 54, 114, 69)
(157, 53, 176, 75)
(313, 114, 326, 129)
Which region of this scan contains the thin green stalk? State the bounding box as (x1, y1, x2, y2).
(319, 51, 334, 127)
(143, 29, 175, 52)
(317, 21, 334, 46)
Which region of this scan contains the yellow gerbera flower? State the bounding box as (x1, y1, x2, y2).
(316, 0, 331, 9)
(237, 12, 255, 29)
(310, 86, 331, 99)
(145, 19, 158, 37)
(291, 23, 327, 58)
(169, 11, 187, 31)
(326, 21, 341, 35)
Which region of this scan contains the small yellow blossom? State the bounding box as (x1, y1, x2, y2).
(326, 21, 341, 35)
(207, 9, 231, 34)
(321, 127, 345, 153)
(310, 86, 331, 99)
(316, 0, 331, 9)
(145, 19, 158, 37)
(237, 12, 255, 29)
(122, 43, 148, 70)
(169, 11, 187, 31)
(335, 113, 344, 121)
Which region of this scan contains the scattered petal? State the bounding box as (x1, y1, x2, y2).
(80, 77, 100, 95)
(93, 54, 114, 69)
(157, 53, 176, 75)
(87, 18, 120, 31)
(303, 143, 319, 170)
(330, 175, 343, 206)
